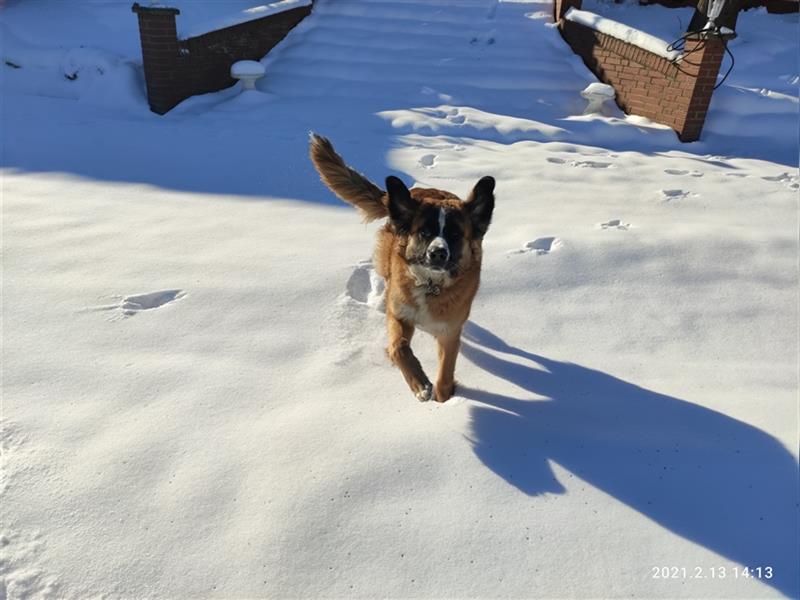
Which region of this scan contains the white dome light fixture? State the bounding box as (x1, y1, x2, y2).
(230, 60, 266, 92)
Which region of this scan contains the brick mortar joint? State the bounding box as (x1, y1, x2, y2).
(605, 47, 679, 79)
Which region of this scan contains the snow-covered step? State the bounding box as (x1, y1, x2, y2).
(273, 42, 556, 67)
(312, 0, 498, 21)
(267, 59, 569, 86)
(259, 0, 584, 112)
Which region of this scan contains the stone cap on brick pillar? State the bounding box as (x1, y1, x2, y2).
(131, 2, 180, 16)
(685, 28, 738, 42)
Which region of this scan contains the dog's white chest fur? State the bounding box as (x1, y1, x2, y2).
(394, 265, 452, 336)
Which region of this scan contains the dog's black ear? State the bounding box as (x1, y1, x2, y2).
(386, 176, 418, 235)
(465, 176, 495, 239)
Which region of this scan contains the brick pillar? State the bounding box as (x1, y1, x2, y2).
(674, 35, 727, 142)
(554, 0, 582, 23)
(132, 3, 182, 115)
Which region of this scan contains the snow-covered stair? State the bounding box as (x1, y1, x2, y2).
(262, 0, 590, 117)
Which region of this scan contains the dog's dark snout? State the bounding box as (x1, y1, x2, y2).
(427, 246, 448, 265)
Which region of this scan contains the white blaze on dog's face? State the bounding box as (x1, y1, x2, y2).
(385, 175, 496, 279)
(426, 209, 449, 268)
(408, 205, 463, 273)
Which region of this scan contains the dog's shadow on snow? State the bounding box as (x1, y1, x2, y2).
(460, 322, 799, 598)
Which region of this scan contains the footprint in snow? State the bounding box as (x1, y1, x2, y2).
(469, 35, 496, 47)
(599, 219, 630, 230)
(571, 160, 614, 169)
(659, 189, 692, 201)
(763, 173, 798, 182)
(428, 108, 465, 125)
(664, 169, 703, 177)
(509, 237, 563, 255)
(419, 154, 438, 169)
(546, 157, 613, 169)
(343, 260, 385, 311)
(88, 289, 186, 319)
(120, 290, 186, 316)
(525, 10, 554, 20)
(447, 113, 466, 125)
(762, 172, 799, 189)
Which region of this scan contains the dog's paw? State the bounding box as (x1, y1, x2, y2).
(434, 381, 455, 403)
(415, 383, 434, 402)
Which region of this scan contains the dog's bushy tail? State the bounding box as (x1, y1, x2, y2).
(309, 133, 388, 223)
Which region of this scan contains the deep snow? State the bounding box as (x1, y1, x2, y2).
(1, 0, 798, 599)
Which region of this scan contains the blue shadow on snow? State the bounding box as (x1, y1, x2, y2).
(461, 321, 799, 598)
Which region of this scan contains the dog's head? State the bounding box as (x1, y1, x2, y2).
(385, 175, 495, 276)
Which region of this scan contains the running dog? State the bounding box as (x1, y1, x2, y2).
(309, 134, 495, 402)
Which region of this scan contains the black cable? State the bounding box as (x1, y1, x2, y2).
(665, 28, 735, 89)
(714, 40, 735, 89)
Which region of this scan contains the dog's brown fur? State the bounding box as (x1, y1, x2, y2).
(310, 134, 494, 402)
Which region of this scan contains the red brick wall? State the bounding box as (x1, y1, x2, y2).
(132, 3, 312, 115)
(555, 2, 726, 141)
(132, 4, 182, 115)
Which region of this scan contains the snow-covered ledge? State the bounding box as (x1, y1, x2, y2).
(180, 0, 312, 39)
(564, 7, 680, 62)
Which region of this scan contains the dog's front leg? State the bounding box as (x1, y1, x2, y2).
(434, 328, 462, 403)
(387, 316, 433, 402)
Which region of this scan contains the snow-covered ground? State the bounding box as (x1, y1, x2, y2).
(2, 1, 798, 598)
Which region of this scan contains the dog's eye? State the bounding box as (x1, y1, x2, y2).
(419, 228, 433, 238)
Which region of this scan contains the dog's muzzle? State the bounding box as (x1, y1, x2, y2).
(426, 237, 449, 269)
